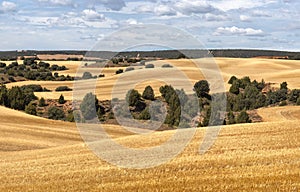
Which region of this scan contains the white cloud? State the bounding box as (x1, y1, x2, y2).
(0, 1, 17, 13)
(37, 0, 74, 6)
(251, 10, 272, 17)
(240, 15, 251, 22)
(82, 9, 105, 21)
(94, 0, 126, 11)
(174, 0, 220, 15)
(134, 4, 153, 13)
(210, 0, 277, 12)
(214, 26, 265, 36)
(154, 5, 177, 16)
(203, 13, 228, 21)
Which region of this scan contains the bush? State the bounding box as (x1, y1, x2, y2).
(48, 107, 65, 120)
(58, 94, 66, 104)
(145, 64, 154, 68)
(139, 108, 151, 120)
(193, 80, 210, 98)
(288, 89, 300, 103)
(279, 100, 287, 106)
(25, 102, 37, 116)
(21, 84, 44, 92)
(98, 74, 105, 78)
(229, 80, 240, 95)
(297, 97, 300, 106)
(125, 67, 134, 72)
(8, 76, 16, 82)
(82, 71, 93, 79)
(0, 62, 6, 68)
(161, 64, 173, 68)
(38, 97, 47, 107)
(126, 89, 142, 107)
(227, 111, 236, 125)
(66, 112, 75, 122)
(236, 111, 251, 124)
(228, 76, 237, 84)
(142, 85, 155, 100)
(80, 93, 99, 120)
(116, 69, 123, 74)
(55, 86, 72, 92)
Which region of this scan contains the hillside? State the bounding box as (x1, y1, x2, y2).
(0, 105, 300, 191)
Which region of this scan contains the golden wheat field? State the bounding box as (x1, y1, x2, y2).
(1, 104, 300, 191)
(1, 58, 300, 191)
(6, 57, 300, 101)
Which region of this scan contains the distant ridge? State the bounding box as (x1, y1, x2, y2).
(0, 49, 299, 60)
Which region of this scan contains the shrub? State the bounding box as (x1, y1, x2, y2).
(236, 111, 251, 124)
(80, 93, 99, 120)
(142, 85, 155, 100)
(98, 74, 105, 78)
(8, 76, 16, 82)
(288, 89, 300, 103)
(227, 111, 236, 125)
(58, 94, 66, 104)
(126, 89, 141, 107)
(228, 76, 237, 84)
(66, 112, 75, 122)
(48, 107, 65, 120)
(229, 80, 240, 95)
(0, 62, 6, 68)
(145, 64, 154, 68)
(139, 108, 151, 120)
(297, 97, 300, 106)
(125, 67, 134, 72)
(193, 80, 210, 98)
(55, 86, 72, 92)
(116, 69, 123, 74)
(161, 64, 173, 68)
(38, 97, 47, 107)
(21, 84, 44, 92)
(279, 100, 287, 106)
(25, 102, 37, 116)
(82, 71, 93, 79)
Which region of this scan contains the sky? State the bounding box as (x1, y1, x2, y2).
(0, 0, 299, 51)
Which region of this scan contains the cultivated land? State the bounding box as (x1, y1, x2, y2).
(1, 57, 300, 191)
(5, 57, 300, 100)
(0, 105, 300, 191)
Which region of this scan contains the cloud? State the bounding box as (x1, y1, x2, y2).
(94, 0, 126, 11)
(37, 0, 74, 6)
(240, 15, 251, 22)
(203, 13, 228, 21)
(214, 26, 265, 36)
(154, 5, 177, 16)
(82, 9, 105, 21)
(0, 1, 17, 13)
(209, 0, 277, 12)
(174, 0, 220, 15)
(251, 10, 272, 17)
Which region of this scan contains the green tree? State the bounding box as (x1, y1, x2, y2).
(228, 76, 238, 84)
(58, 94, 65, 104)
(38, 97, 46, 107)
(297, 97, 300, 106)
(48, 107, 65, 120)
(0, 86, 8, 107)
(142, 85, 155, 100)
(80, 93, 99, 120)
(82, 71, 93, 79)
(25, 102, 37, 116)
(288, 89, 300, 103)
(229, 80, 240, 95)
(280, 82, 288, 90)
(126, 89, 141, 107)
(236, 111, 251, 124)
(227, 111, 236, 125)
(139, 107, 151, 120)
(8, 86, 26, 110)
(194, 80, 210, 98)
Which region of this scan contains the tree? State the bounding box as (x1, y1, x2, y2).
(126, 89, 141, 107)
(55, 86, 72, 92)
(0, 86, 8, 107)
(240, 76, 251, 89)
(229, 80, 240, 95)
(139, 107, 151, 120)
(48, 107, 65, 120)
(82, 71, 93, 79)
(25, 102, 37, 116)
(227, 111, 236, 125)
(297, 97, 300, 106)
(194, 80, 210, 98)
(38, 97, 47, 107)
(80, 92, 99, 120)
(280, 82, 288, 90)
(228, 76, 237, 84)
(58, 94, 65, 104)
(8, 86, 26, 110)
(142, 86, 155, 100)
(236, 111, 251, 124)
(288, 89, 300, 103)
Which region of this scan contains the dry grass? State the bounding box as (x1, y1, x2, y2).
(1, 58, 300, 191)
(0, 105, 300, 191)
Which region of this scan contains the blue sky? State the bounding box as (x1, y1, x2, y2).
(0, 0, 299, 51)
